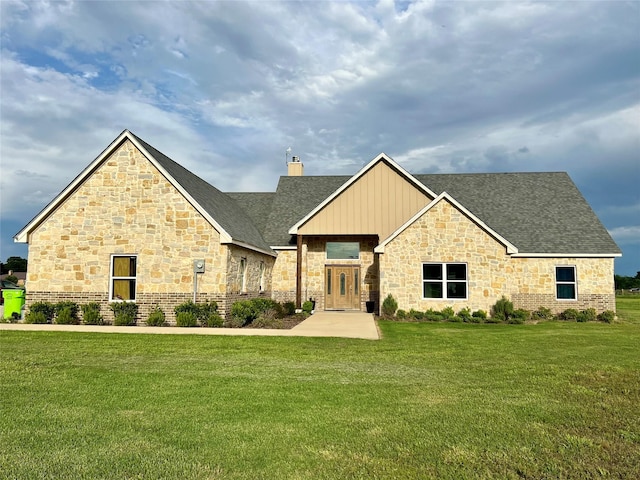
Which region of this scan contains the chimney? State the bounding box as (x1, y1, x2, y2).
(287, 156, 304, 176)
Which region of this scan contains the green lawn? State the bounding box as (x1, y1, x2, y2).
(1, 317, 639, 478)
(616, 293, 640, 323)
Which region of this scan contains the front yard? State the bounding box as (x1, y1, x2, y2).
(0, 299, 639, 479)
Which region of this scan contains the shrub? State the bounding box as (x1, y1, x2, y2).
(532, 306, 555, 321)
(251, 308, 284, 329)
(509, 309, 530, 324)
(408, 309, 425, 321)
(560, 308, 580, 322)
(491, 296, 514, 322)
(55, 307, 77, 325)
(457, 308, 472, 323)
(282, 301, 296, 316)
(175, 300, 200, 317)
(224, 315, 246, 328)
(424, 309, 443, 322)
(230, 300, 258, 327)
(54, 301, 80, 324)
(110, 302, 138, 326)
(598, 310, 615, 323)
(25, 311, 48, 324)
(27, 301, 54, 324)
(198, 301, 223, 327)
(5, 274, 19, 284)
(176, 311, 198, 327)
(381, 294, 398, 317)
(577, 308, 597, 323)
(146, 305, 166, 326)
(471, 310, 487, 323)
(81, 302, 104, 325)
(396, 309, 407, 320)
(448, 315, 463, 323)
(302, 300, 314, 314)
(440, 306, 455, 321)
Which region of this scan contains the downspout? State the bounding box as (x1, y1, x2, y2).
(296, 234, 302, 309)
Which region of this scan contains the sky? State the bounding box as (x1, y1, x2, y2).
(0, 0, 638, 275)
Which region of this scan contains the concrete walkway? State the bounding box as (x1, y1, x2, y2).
(0, 310, 379, 340)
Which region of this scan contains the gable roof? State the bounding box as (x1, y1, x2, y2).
(288, 153, 436, 235)
(375, 192, 519, 254)
(15, 130, 275, 256)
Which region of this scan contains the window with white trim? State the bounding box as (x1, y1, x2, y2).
(259, 261, 265, 291)
(422, 263, 467, 299)
(556, 266, 577, 300)
(110, 255, 137, 301)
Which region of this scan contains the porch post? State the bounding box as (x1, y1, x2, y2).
(296, 234, 302, 309)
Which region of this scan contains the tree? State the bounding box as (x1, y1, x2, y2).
(2, 256, 27, 273)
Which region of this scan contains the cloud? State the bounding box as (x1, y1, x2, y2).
(609, 226, 640, 245)
(1, 0, 638, 273)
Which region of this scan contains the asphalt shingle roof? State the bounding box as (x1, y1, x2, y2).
(132, 133, 273, 253)
(133, 133, 619, 255)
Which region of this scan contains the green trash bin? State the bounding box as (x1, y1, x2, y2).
(3, 289, 26, 320)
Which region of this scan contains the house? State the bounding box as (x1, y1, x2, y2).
(15, 130, 621, 323)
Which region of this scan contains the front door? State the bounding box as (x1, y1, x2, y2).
(325, 266, 360, 310)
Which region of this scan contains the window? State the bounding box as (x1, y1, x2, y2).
(326, 242, 359, 260)
(556, 266, 577, 300)
(239, 257, 247, 293)
(111, 255, 137, 301)
(259, 261, 265, 291)
(423, 263, 467, 300)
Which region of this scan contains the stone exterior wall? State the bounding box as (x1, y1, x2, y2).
(271, 249, 297, 304)
(380, 198, 616, 314)
(24, 139, 273, 322)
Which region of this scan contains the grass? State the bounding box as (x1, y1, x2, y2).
(616, 293, 640, 323)
(0, 298, 639, 479)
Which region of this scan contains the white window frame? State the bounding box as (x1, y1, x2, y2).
(555, 265, 577, 300)
(109, 254, 138, 302)
(422, 262, 468, 300)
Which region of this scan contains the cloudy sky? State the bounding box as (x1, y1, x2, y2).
(0, 0, 638, 274)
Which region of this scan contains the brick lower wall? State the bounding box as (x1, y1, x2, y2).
(512, 293, 616, 314)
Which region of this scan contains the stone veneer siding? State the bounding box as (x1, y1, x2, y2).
(379, 198, 615, 314)
(24, 139, 274, 322)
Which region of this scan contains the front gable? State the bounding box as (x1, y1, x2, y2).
(290, 154, 435, 240)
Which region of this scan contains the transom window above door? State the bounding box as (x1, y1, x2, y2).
(326, 242, 359, 260)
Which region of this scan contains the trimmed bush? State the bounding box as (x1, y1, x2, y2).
(440, 306, 455, 321)
(81, 302, 104, 325)
(110, 302, 138, 326)
(409, 309, 425, 321)
(424, 309, 443, 322)
(381, 294, 398, 317)
(532, 306, 555, 321)
(175, 300, 199, 317)
(146, 305, 166, 326)
(54, 301, 80, 325)
(198, 301, 223, 327)
(560, 308, 580, 322)
(26, 302, 54, 324)
(396, 309, 408, 320)
(231, 300, 258, 327)
(176, 311, 198, 327)
(491, 296, 514, 322)
(282, 301, 296, 316)
(509, 309, 530, 324)
(457, 308, 472, 323)
(471, 310, 487, 323)
(577, 308, 597, 323)
(302, 300, 314, 314)
(598, 310, 615, 323)
(252, 309, 284, 329)
(25, 311, 48, 324)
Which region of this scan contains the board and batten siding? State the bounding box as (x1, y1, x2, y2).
(298, 161, 432, 239)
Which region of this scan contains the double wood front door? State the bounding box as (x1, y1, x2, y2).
(325, 266, 360, 310)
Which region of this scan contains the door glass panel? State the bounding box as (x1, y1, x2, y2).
(340, 273, 346, 296)
(354, 269, 359, 295)
(327, 269, 332, 295)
